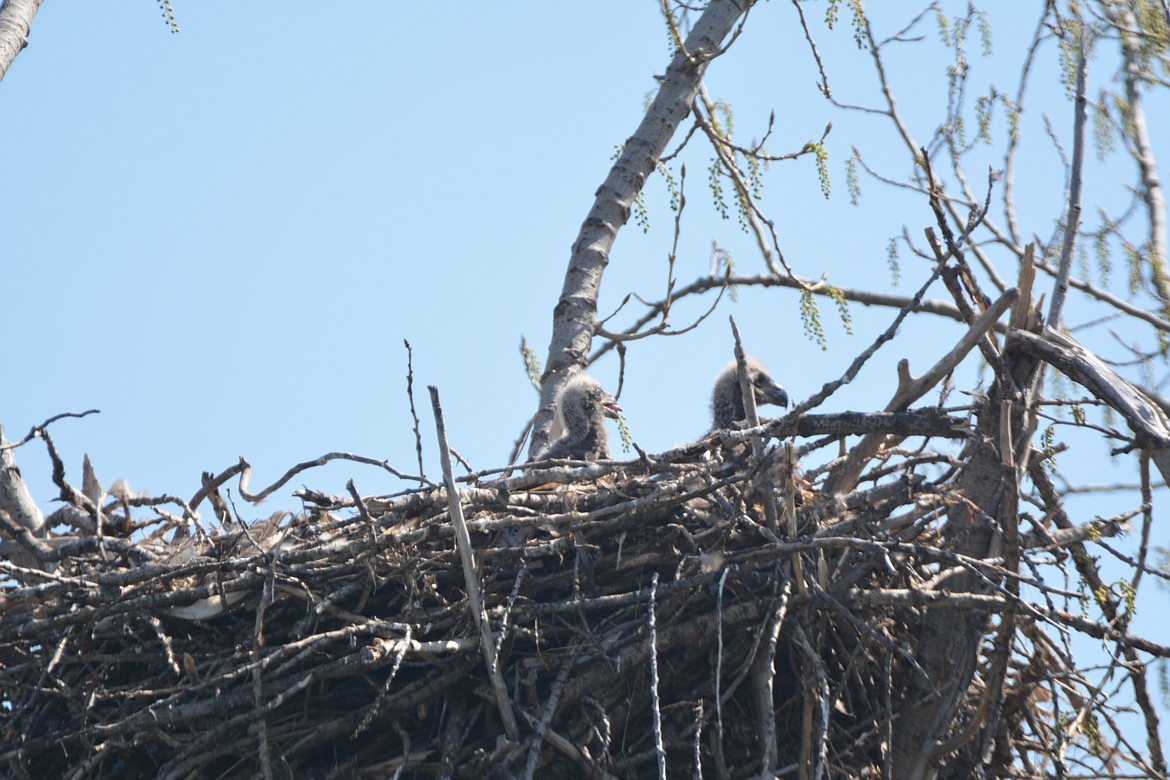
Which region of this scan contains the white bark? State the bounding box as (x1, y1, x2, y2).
(0, 424, 46, 537)
(0, 0, 44, 82)
(529, 0, 753, 458)
(1119, 7, 1170, 304)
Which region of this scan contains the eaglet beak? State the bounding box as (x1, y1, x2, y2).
(602, 401, 623, 419)
(756, 379, 789, 410)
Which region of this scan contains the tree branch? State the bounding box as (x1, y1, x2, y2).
(1048, 36, 1088, 329)
(530, 0, 753, 458)
(0, 0, 42, 82)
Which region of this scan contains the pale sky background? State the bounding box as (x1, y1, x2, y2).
(3, 0, 1168, 742)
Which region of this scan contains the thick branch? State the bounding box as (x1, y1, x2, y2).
(0, 424, 44, 538)
(530, 0, 752, 458)
(1009, 327, 1170, 483)
(0, 0, 42, 81)
(822, 288, 1017, 496)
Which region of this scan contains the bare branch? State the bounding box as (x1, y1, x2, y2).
(403, 340, 426, 486)
(822, 287, 1017, 496)
(0, 0, 43, 82)
(428, 386, 518, 741)
(531, 0, 752, 458)
(1048, 37, 1089, 329)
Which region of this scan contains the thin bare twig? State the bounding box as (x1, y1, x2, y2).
(1049, 37, 1089, 329)
(404, 340, 427, 486)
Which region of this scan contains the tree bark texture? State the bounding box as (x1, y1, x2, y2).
(529, 0, 753, 459)
(0, 0, 43, 82)
(890, 330, 1042, 780)
(1116, 5, 1170, 305)
(0, 425, 45, 536)
(1011, 327, 1170, 483)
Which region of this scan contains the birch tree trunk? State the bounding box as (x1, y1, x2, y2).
(529, 0, 753, 458)
(0, 0, 43, 82)
(0, 425, 45, 537)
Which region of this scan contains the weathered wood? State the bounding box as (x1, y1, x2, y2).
(889, 297, 1039, 780)
(822, 288, 1017, 497)
(1011, 327, 1170, 483)
(0, 425, 44, 538)
(530, 0, 753, 458)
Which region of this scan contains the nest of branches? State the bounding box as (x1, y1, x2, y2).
(3, 243, 1169, 778)
(1, 385, 1164, 779)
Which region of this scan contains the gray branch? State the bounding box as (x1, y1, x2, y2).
(1118, 6, 1170, 304)
(529, 0, 752, 458)
(1048, 37, 1088, 329)
(1010, 327, 1170, 484)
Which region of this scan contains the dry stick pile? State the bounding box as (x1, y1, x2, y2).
(3, 241, 1169, 777)
(0, 397, 1165, 778)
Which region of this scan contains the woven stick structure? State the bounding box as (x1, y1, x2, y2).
(1, 391, 1165, 778)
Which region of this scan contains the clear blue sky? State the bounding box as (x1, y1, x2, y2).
(4, 1, 1168, 690)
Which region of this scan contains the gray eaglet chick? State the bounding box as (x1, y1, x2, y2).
(537, 374, 622, 461)
(710, 357, 790, 430)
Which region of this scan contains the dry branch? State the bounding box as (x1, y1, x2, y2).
(1, 387, 1163, 778)
(823, 286, 1017, 496)
(1011, 327, 1170, 483)
(429, 385, 519, 742)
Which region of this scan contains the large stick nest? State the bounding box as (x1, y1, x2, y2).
(0, 413, 1163, 779)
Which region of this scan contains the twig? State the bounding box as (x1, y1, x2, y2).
(390, 722, 411, 780)
(714, 566, 729, 780)
(191, 452, 434, 512)
(0, 409, 100, 452)
(1048, 37, 1088, 328)
(692, 699, 705, 780)
(792, 623, 829, 780)
(353, 625, 412, 739)
(729, 317, 783, 536)
(648, 571, 667, 780)
(404, 340, 427, 485)
(428, 385, 519, 741)
(696, 84, 791, 277)
(751, 583, 791, 778)
(251, 536, 278, 780)
(346, 479, 378, 560)
(521, 648, 577, 780)
(39, 428, 96, 517)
